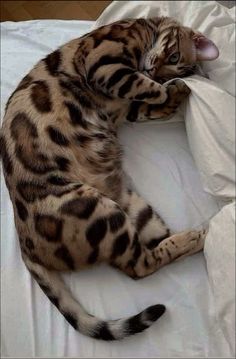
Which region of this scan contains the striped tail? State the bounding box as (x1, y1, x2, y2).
(24, 256, 166, 340)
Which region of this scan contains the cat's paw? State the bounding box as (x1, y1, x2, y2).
(167, 79, 191, 97)
(164, 80, 191, 110)
(174, 229, 206, 260)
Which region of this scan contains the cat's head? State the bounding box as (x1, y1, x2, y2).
(143, 17, 219, 82)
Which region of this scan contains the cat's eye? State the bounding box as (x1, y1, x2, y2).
(168, 52, 180, 65)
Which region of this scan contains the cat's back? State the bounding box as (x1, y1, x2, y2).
(0, 20, 129, 199)
(0, 45, 78, 185)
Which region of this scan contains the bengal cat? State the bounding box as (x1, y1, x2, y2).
(0, 17, 219, 340)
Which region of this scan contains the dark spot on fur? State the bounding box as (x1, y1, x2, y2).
(16, 181, 44, 202)
(108, 212, 126, 232)
(65, 101, 88, 128)
(120, 49, 133, 62)
(35, 214, 63, 242)
(5, 75, 33, 113)
(15, 199, 28, 221)
(97, 111, 107, 121)
(25, 237, 34, 250)
(54, 245, 75, 270)
(92, 322, 115, 340)
(145, 304, 166, 322)
(97, 76, 105, 85)
(59, 79, 92, 108)
(17, 180, 74, 202)
(17, 74, 33, 90)
(15, 146, 55, 174)
(16, 181, 49, 202)
(75, 134, 91, 146)
(48, 295, 60, 309)
(88, 55, 133, 82)
(30, 254, 43, 265)
(126, 312, 149, 335)
(62, 312, 78, 329)
(47, 175, 70, 186)
(144, 257, 149, 267)
(166, 248, 172, 261)
(39, 284, 61, 309)
(31, 80, 52, 113)
(10, 113, 56, 174)
(126, 101, 143, 122)
(55, 156, 70, 171)
(91, 28, 128, 49)
(47, 126, 69, 146)
(133, 47, 142, 63)
(61, 197, 98, 219)
(111, 231, 130, 259)
(136, 205, 153, 232)
(92, 133, 107, 140)
(87, 247, 99, 264)
(118, 74, 139, 98)
(146, 232, 170, 250)
(106, 67, 134, 89)
(44, 50, 61, 76)
(136, 79, 144, 87)
(132, 234, 142, 261)
(128, 233, 142, 268)
(0, 136, 13, 175)
(135, 90, 160, 101)
(10, 112, 38, 140)
(86, 217, 107, 247)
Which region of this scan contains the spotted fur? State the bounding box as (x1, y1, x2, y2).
(0, 17, 210, 341)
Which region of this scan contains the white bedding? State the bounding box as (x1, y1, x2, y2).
(1, 2, 235, 358)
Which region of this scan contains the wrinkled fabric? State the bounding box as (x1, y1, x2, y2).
(204, 202, 235, 357)
(184, 75, 235, 199)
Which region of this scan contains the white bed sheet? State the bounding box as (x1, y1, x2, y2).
(0, 19, 231, 358)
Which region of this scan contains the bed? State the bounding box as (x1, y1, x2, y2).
(1, 1, 235, 357)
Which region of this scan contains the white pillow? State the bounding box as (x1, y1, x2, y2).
(183, 75, 235, 200)
(204, 201, 235, 357)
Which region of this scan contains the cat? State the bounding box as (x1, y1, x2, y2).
(0, 16, 219, 340)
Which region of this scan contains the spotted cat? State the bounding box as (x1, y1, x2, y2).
(0, 17, 219, 340)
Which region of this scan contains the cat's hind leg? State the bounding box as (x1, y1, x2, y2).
(122, 229, 206, 279)
(21, 183, 168, 340)
(118, 188, 171, 248)
(115, 188, 207, 278)
(21, 183, 206, 339)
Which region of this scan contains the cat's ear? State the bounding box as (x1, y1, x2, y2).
(192, 32, 219, 61)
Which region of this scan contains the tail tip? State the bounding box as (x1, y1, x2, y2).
(145, 304, 166, 322)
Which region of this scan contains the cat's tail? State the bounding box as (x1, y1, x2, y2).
(24, 256, 166, 341)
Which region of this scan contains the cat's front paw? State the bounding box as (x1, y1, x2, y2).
(167, 79, 191, 98)
(164, 80, 191, 109)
